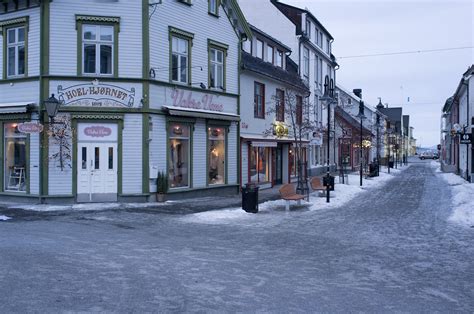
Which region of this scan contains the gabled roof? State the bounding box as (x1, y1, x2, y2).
(335, 106, 372, 135)
(378, 107, 402, 123)
(443, 96, 454, 113)
(241, 51, 309, 93)
(249, 24, 291, 53)
(221, 0, 253, 40)
(271, 0, 334, 40)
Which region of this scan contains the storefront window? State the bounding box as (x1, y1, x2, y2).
(168, 123, 190, 188)
(250, 146, 270, 183)
(4, 123, 27, 192)
(208, 126, 225, 185)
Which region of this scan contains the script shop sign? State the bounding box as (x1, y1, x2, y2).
(17, 122, 44, 134)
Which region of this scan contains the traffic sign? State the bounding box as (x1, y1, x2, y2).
(460, 133, 473, 145)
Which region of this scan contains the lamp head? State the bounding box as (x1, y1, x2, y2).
(44, 94, 61, 120)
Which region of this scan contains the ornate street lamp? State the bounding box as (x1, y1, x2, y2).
(43, 94, 61, 123)
(386, 121, 394, 174)
(376, 113, 381, 176)
(356, 100, 366, 186)
(319, 75, 335, 203)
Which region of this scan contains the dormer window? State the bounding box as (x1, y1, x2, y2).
(267, 45, 274, 64)
(276, 50, 283, 68)
(256, 39, 263, 59)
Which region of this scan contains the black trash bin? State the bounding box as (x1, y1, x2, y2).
(323, 175, 335, 191)
(369, 163, 377, 177)
(242, 183, 259, 213)
(388, 161, 394, 168)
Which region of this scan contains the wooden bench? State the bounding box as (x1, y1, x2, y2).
(279, 184, 305, 211)
(310, 177, 326, 193)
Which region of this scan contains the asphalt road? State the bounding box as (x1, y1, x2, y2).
(0, 160, 473, 313)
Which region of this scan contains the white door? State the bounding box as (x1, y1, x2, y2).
(77, 143, 117, 202)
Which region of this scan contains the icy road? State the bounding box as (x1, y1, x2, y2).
(0, 161, 473, 312)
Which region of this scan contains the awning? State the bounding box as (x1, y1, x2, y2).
(0, 102, 36, 114)
(252, 141, 277, 147)
(162, 106, 240, 122)
(241, 134, 310, 144)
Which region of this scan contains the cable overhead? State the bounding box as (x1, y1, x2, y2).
(339, 46, 474, 59)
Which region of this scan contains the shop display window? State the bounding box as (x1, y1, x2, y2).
(4, 123, 27, 192)
(249, 146, 270, 183)
(208, 126, 225, 185)
(168, 123, 190, 188)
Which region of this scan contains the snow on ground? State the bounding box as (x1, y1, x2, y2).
(431, 161, 474, 227)
(2, 201, 172, 212)
(183, 165, 410, 226)
(0, 215, 11, 221)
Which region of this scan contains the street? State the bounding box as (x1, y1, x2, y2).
(0, 160, 473, 313)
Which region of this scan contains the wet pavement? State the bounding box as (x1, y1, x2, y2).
(0, 160, 473, 312)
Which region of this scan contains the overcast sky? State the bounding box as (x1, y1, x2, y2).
(286, 0, 473, 147)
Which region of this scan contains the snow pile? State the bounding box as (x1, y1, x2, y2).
(183, 166, 408, 225)
(5, 201, 172, 212)
(432, 162, 474, 227)
(0, 215, 11, 221)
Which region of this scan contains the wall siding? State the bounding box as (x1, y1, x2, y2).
(149, 0, 240, 94)
(29, 125, 40, 195)
(227, 122, 238, 184)
(192, 119, 207, 188)
(241, 142, 248, 186)
(49, 0, 142, 78)
(48, 114, 73, 195)
(122, 114, 142, 194)
(0, 80, 39, 103)
(149, 114, 167, 175)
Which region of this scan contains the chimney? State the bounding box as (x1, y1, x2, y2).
(385, 103, 389, 108)
(353, 89, 362, 99)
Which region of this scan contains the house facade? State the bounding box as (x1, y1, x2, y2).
(239, 25, 309, 189)
(0, 0, 250, 203)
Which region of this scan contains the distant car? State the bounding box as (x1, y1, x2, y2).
(433, 152, 439, 159)
(419, 151, 436, 160)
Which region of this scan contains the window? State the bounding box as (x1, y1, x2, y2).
(82, 25, 114, 75)
(256, 39, 263, 59)
(303, 47, 309, 80)
(209, 0, 218, 15)
(267, 45, 274, 64)
(168, 123, 191, 188)
(276, 89, 285, 122)
(326, 39, 330, 54)
(319, 59, 323, 89)
(171, 36, 190, 84)
(254, 82, 265, 119)
(315, 28, 319, 45)
(296, 95, 303, 125)
(314, 56, 319, 85)
(242, 40, 251, 53)
(276, 50, 283, 68)
(314, 95, 319, 122)
(327, 64, 332, 80)
(208, 126, 225, 185)
(6, 26, 26, 77)
(250, 147, 270, 183)
(319, 31, 323, 47)
(4, 123, 27, 192)
(305, 19, 311, 39)
(209, 47, 224, 89)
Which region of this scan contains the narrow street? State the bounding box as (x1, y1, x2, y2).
(0, 160, 473, 313)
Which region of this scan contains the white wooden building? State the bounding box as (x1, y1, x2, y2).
(0, 0, 250, 203)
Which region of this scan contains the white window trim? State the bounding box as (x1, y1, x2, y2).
(172, 36, 189, 84)
(6, 26, 26, 78)
(210, 47, 224, 89)
(82, 24, 114, 76)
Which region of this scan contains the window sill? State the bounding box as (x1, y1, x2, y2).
(177, 0, 192, 6)
(208, 12, 219, 18)
(254, 116, 265, 120)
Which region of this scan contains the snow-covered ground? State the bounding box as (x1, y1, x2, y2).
(0, 215, 11, 221)
(0, 201, 174, 212)
(431, 160, 474, 227)
(182, 165, 410, 225)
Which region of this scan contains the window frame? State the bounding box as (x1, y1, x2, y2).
(75, 15, 120, 78)
(255, 39, 264, 60)
(81, 24, 115, 76)
(303, 47, 309, 80)
(208, 0, 219, 16)
(267, 45, 274, 64)
(276, 49, 283, 68)
(206, 123, 228, 186)
(254, 82, 265, 119)
(169, 27, 194, 85)
(167, 121, 193, 190)
(276, 89, 285, 122)
(2, 121, 30, 194)
(208, 39, 228, 91)
(0, 17, 29, 80)
(305, 19, 311, 39)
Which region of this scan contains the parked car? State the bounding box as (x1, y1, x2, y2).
(419, 151, 437, 160)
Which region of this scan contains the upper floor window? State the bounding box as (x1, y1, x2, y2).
(209, 0, 218, 15)
(208, 39, 227, 90)
(296, 95, 303, 125)
(327, 64, 332, 80)
(276, 89, 285, 122)
(256, 39, 263, 59)
(318, 31, 323, 47)
(82, 25, 114, 76)
(276, 50, 283, 68)
(254, 82, 265, 119)
(6, 26, 26, 77)
(171, 36, 190, 84)
(267, 45, 274, 64)
(326, 39, 330, 54)
(303, 47, 309, 80)
(305, 19, 311, 39)
(318, 59, 323, 89)
(314, 56, 318, 85)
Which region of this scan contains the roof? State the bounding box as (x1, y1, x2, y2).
(271, 0, 334, 40)
(378, 107, 402, 123)
(241, 51, 309, 93)
(452, 64, 474, 102)
(403, 115, 409, 130)
(335, 106, 372, 135)
(249, 24, 292, 53)
(221, 0, 253, 40)
(0, 102, 36, 114)
(443, 96, 454, 113)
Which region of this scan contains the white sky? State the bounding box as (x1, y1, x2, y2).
(286, 0, 474, 147)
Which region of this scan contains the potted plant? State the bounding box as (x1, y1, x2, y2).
(156, 171, 168, 202)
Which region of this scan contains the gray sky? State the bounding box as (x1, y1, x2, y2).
(286, 0, 473, 147)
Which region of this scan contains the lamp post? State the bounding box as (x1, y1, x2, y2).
(319, 75, 335, 203)
(386, 121, 393, 174)
(376, 113, 380, 176)
(43, 94, 61, 123)
(357, 100, 366, 186)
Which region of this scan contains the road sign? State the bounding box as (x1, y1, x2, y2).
(460, 133, 473, 145)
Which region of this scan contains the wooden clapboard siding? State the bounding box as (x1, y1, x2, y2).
(122, 113, 142, 194)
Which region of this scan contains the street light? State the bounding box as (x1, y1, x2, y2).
(43, 94, 61, 123)
(319, 75, 335, 203)
(356, 100, 366, 186)
(386, 121, 394, 174)
(376, 112, 380, 176)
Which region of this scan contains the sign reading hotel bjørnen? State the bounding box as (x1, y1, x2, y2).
(57, 80, 136, 108)
(78, 123, 118, 142)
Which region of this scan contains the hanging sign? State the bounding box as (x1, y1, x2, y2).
(460, 133, 473, 145)
(17, 122, 44, 134)
(57, 81, 136, 108)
